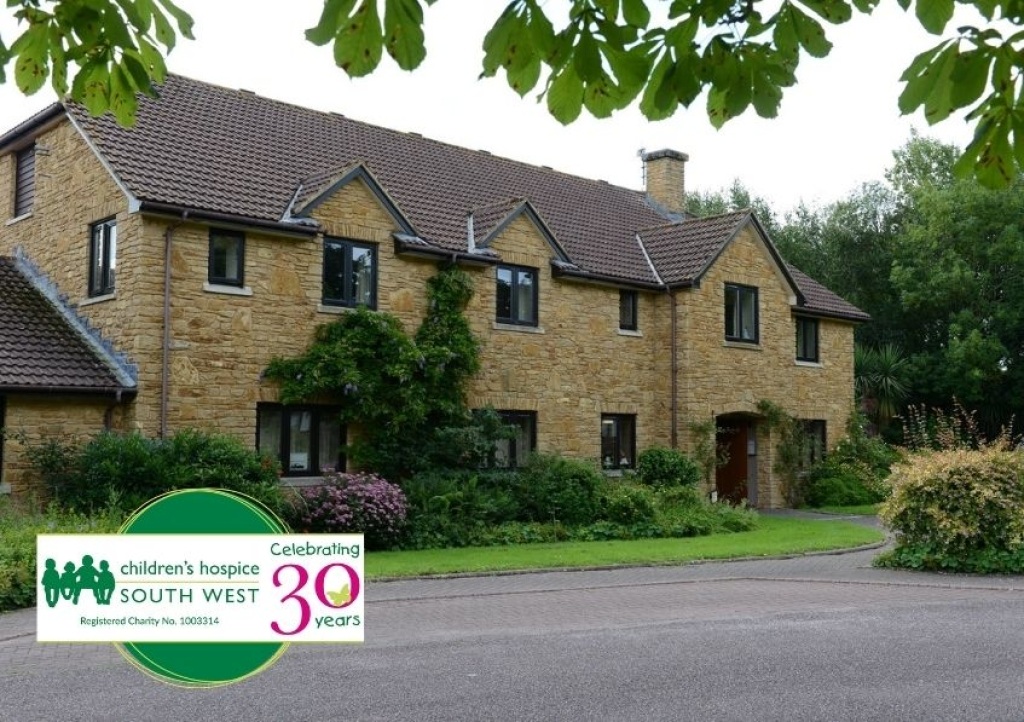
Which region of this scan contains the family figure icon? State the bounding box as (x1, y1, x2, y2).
(41, 555, 116, 607)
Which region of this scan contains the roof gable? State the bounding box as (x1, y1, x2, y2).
(286, 162, 415, 235)
(640, 211, 801, 299)
(470, 199, 569, 262)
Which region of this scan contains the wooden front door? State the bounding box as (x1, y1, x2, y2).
(716, 419, 749, 504)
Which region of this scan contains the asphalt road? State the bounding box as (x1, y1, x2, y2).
(4, 542, 1024, 722)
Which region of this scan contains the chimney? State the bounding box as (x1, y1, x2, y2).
(642, 148, 689, 215)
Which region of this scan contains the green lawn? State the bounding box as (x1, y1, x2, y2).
(366, 516, 883, 579)
(813, 504, 881, 516)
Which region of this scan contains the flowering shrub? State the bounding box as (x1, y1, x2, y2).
(294, 472, 408, 550)
(878, 448, 1024, 572)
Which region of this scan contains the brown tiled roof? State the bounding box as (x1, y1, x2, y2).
(53, 74, 867, 320)
(68, 75, 663, 283)
(0, 257, 136, 393)
(639, 210, 752, 285)
(787, 265, 872, 322)
(471, 198, 526, 247)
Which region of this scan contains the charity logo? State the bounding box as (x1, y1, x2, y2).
(41, 555, 117, 607)
(37, 488, 365, 688)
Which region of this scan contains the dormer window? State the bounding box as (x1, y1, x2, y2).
(13, 145, 35, 218)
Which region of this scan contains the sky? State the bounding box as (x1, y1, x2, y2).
(0, 1, 979, 214)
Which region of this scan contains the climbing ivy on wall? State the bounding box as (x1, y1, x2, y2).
(756, 399, 810, 507)
(265, 263, 485, 478)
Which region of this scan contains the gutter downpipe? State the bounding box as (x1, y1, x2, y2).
(670, 287, 678, 449)
(161, 212, 189, 439)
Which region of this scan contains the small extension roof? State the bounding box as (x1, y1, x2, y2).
(0, 256, 136, 395)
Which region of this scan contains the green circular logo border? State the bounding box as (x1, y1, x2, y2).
(115, 488, 290, 687)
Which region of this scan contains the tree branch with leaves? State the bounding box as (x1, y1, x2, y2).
(3, 0, 1024, 186)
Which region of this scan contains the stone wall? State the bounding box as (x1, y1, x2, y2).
(158, 176, 439, 449)
(674, 224, 856, 506)
(465, 213, 673, 463)
(0, 395, 126, 496)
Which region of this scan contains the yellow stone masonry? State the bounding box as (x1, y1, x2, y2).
(1, 396, 126, 496)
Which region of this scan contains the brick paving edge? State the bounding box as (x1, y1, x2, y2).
(369, 538, 890, 584)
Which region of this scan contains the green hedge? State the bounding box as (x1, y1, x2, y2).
(0, 501, 122, 612)
(27, 429, 284, 515)
(400, 455, 757, 550)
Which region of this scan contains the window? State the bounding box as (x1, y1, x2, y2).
(724, 283, 758, 343)
(496, 265, 538, 326)
(88, 218, 117, 297)
(801, 420, 827, 469)
(323, 238, 377, 308)
(257, 404, 345, 477)
(796, 317, 820, 362)
(619, 290, 638, 331)
(13, 145, 35, 217)
(209, 229, 245, 287)
(494, 411, 536, 468)
(601, 414, 636, 470)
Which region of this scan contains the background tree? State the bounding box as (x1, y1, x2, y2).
(767, 132, 1024, 435)
(2, 0, 1024, 186)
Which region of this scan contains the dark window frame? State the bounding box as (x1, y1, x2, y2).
(724, 283, 759, 343)
(208, 229, 246, 287)
(801, 420, 827, 469)
(256, 403, 346, 478)
(601, 413, 636, 470)
(494, 410, 537, 469)
(619, 289, 638, 331)
(13, 145, 35, 218)
(88, 218, 117, 297)
(796, 316, 820, 362)
(495, 264, 539, 327)
(322, 237, 378, 309)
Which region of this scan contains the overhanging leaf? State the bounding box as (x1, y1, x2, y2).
(795, 0, 853, 24)
(12, 24, 49, 95)
(639, 51, 678, 120)
(546, 65, 584, 123)
(949, 48, 993, 109)
(332, 0, 385, 77)
(915, 0, 954, 35)
(307, 0, 357, 46)
(384, 0, 426, 70)
(898, 42, 956, 115)
(71, 60, 111, 116)
(573, 33, 602, 83)
(154, 0, 194, 39)
(622, 0, 651, 28)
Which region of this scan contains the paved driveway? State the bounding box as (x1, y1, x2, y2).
(4, 516, 1024, 721)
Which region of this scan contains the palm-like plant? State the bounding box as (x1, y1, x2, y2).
(855, 343, 910, 432)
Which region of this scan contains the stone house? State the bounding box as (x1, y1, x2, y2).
(0, 74, 867, 506)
